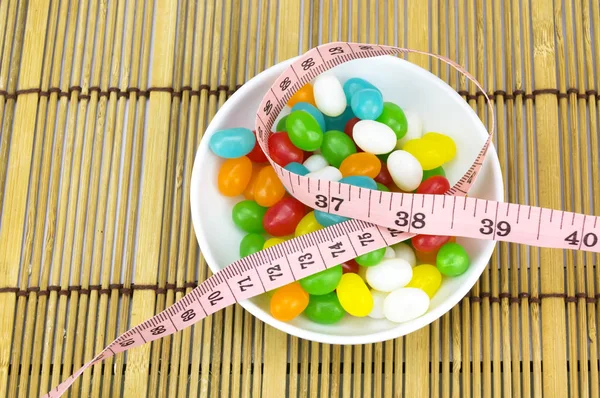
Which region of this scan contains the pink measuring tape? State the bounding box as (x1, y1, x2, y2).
(43, 42, 600, 397)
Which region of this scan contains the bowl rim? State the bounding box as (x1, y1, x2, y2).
(190, 54, 504, 345)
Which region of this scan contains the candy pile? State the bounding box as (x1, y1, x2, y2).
(209, 73, 470, 325)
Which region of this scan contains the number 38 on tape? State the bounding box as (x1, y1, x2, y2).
(43, 42, 599, 397)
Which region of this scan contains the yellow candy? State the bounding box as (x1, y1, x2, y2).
(402, 138, 445, 170)
(264, 237, 287, 249)
(405, 264, 442, 298)
(336, 273, 373, 317)
(295, 211, 324, 237)
(422, 132, 456, 162)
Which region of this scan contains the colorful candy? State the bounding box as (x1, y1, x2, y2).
(269, 132, 304, 167)
(287, 83, 316, 107)
(292, 102, 326, 132)
(254, 166, 286, 207)
(324, 106, 355, 131)
(247, 131, 268, 162)
(383, 287, 430, 323)
(336, 273, 373, 317)
(303, 154, 328, 172)
(270, 282, 309, 321)
(240, 233, 266, 257)
(216, 72, 474, 328)
(306, 166, 343, 182)
(343, 77, 380, 103)
(436, 242, 470, 276)
(321, 130, 357, 167)
(339, 152, 381, 178)
(351, 88, 384, 120)
(209, 127, 256, 158)
(286, 110, 324, 151)
(406, 264, 442, 298)
(368, 289, 387, 319)
(299, 265, 343, 295)
(262, 197, 306, 236)
(365, 258, 413, 292)
(352, 120, 397, 154)
(355, 247, 386, 267)
(295, 211, 324, 237)
(313, 73, 346, 117)
(218, 156, 253, 196)
(303, 292, 346, 324)
(386, 150, 423, 191)
(376, 102, 408, 140)
(284, 162, 309, 176)
(232, 200, 267, 233)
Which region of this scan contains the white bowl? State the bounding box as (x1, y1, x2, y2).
(190, 55, 503, 345)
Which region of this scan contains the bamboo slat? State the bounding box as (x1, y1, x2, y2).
(1, 1, 599, 397)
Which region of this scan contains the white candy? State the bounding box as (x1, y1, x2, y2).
(383, 287, 430, 323)
(306, 166, 342, 182)
(386, 150, 423, 191)
(303, 154, 328, 172)
(392, 243, 416, 267)
(365, 258, 413, 292)
(313, 74, 346, 117)
(368, 290, 388, 319)
(383, 246, 396, 259)
(396, 110, 423, 148)
(353, 120, 397, 154)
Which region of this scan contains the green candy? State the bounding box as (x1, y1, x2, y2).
(320, 130, 357, 167)
(421, 166, 446, 182)
(232, 200, 267, 233)
(276, 115, 288, 132)
(376, 151, 392, 163)
(376, 102, 408, 139)
(239, 233, 266, 257)
(299, 265, 343, 295)
(303, 292, 346, 324)
(436, 242, 470, 276)
(286, 110, 323, 151)
(355, 247, 386, 266)
(377, 183, 389, 192)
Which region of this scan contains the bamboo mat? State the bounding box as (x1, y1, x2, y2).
(0, 0, 599, 397)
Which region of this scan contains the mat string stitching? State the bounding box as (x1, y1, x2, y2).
(0, 86, 597, 101)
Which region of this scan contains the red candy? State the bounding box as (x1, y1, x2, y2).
(247, 130, 268, 163)
(412, 234, 451, 253)
(268, 132, 304, 167)
(374, 164, 393, 186)
(342, 259, 360, 274)
(263, 197, 307, 236)
(344, 117, 360, 139)
(417, 175, 450, 195)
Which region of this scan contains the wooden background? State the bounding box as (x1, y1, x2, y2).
(0, 0, 599, 396)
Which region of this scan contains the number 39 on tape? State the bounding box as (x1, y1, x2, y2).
(43, 42, 599, 397)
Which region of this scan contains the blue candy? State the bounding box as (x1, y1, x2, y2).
(209, 127, 256, 158)
(343, 78, 380, 104)
(284, 162, 310, 176)
(314, 175, 377, 225)
(351, 89, 384, 120)
(292, 102, 326, 132)
(324, 106, 355, 132)
(339, 175, 378, 190)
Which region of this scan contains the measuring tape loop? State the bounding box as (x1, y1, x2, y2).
(43, 42, 598, 397)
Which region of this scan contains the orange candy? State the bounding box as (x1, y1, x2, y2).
(414, 236, 456, 264)
(270, 282, 309, 321)
(339, 152, 382, 178)
(217, 156, 252, 196)
(287, 83, 316, 107)
(243, 164, 266, 200)
(254, 165, 286, 207)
